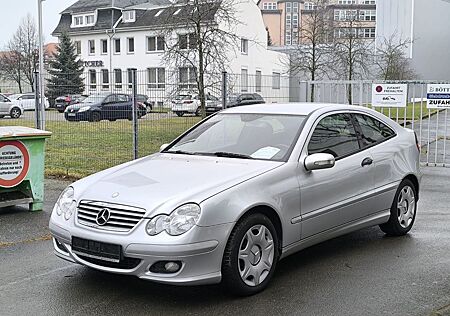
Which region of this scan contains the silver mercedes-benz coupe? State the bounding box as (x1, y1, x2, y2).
(49, 103, 421, 295)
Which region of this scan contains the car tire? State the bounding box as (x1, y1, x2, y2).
(0, 115, 4, 119)
(175, 111, 184, 117)
(379, 179, 417, 236)
(10, 107, 21, 119)
(195, 107, 201, 116)
(90, 112, 101, 122)
(57, 109, 65, 113)
(222, 213, 279, 296)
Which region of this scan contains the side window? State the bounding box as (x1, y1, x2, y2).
(104, 95, 116, 104)
(354, 114, 395, 146)
(0, 95, 5, 102)
(308, 113, 360, 158)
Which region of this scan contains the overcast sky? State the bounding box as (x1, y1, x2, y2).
(0, 0, 77, 48)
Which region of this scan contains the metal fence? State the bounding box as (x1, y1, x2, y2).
(300, 80, 450, 167)
(0, 70, 293, 177)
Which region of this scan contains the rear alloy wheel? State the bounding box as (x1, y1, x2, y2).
(10, 107, 21, 119)
(222, 213, 279, 296)
(175, 111, 184, 117)
(379, 179, 417, 236)
(195, 107, 201, 116)
(90, 112, 101, 122)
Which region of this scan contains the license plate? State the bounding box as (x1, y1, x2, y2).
(68, 113, 76, 117)
(71, 237, 122, 263)
(206, 107, 216, 111)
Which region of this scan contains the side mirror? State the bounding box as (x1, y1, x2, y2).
(304, 153, 335, 171)
(160, 144, 169, 152)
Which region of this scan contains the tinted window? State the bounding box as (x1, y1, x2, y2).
(0, 95, 5, 102)
(354, 114, 395, 146)
(308, 113, 360, 158)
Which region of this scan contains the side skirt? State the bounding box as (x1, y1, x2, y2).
(280, 209, 390, 260)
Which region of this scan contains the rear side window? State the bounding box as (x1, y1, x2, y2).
(308, 113, 360, 159)
(354, 114, 395, 146)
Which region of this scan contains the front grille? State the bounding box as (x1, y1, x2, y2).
(77, 200, 146, 232)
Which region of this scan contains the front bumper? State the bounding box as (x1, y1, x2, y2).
(49, 219, 233, 285)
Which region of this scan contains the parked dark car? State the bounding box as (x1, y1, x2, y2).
(227, 93, 265, 108)
(64, 93, 147, 122)
(55, 95, 87, 113)
(136, 94, 153, 112)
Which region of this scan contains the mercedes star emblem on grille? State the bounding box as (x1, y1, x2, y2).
(96, 208, 111, 226)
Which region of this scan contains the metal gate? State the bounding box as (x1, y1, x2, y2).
(299, 80, 450, 167)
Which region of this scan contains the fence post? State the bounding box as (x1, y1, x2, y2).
(222, 71, 228, 109)
(34, 71, 42, 129)
(359, 81, 364, 106)
(131, 68, 138, 160)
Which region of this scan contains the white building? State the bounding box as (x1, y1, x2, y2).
(376, 0, 450, 80)
(53, 0, 290, 105)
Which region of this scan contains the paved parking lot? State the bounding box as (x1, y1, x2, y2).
(0, 168, 450, 316)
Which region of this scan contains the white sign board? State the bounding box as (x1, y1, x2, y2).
(371, 84, 408, 108)
(427, 84, 450, 109)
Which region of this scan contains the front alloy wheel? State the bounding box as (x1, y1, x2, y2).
(222, 213, 279, 296)
(10, 107, 21, 119)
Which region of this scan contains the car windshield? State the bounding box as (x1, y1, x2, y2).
(165, 113, 306, 161)
(83, 95, 107, 103)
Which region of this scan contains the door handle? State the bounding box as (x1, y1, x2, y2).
(361, 157, 373, 167)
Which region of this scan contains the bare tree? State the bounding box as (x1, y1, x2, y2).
(375, 34, 417, 80)
(161, 0, 241, 118)
(288, 0, 334, 101)
(332, 9, 373, 104)
(0, 15, 38, 92)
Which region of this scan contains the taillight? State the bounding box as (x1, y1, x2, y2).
(65, 96, 71, 102)
(414, 132, 421, 152)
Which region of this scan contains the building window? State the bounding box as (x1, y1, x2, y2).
(241, 38, 248, 54)
(114, 38, 121, 53)
(334, 28, 358, 38)
(255, 70, 262, 92)
(338, 0, 356, 4)
(361, 27, 376, 38)
(102, 69, 109, 90)
(88, 40, 95, 55)
(362, 0, 376, 4)
(241, 68, 248, 92)
(127, 69, 133, 88)
(147, 68, 165, 89)
(179, 34, 197, 50)
(293, 14, 299, 28)
(101, 39, 108, 54)
(286, 2, 292, 13)
(272, 72, 280, 89)
(179, 67, 196, 90)
(334, 9, 358, 21)
(74, 41, 81, 55)
(304, 2, 316, 10)
(262, 2, 277, 10)
(85, 15, 95, 25)
(147, 36, 164, 52)
(73, 16, 84, 26)
(285, 31, 292, 45)
(114, 69, 122, 89)
(359, 10, 376, 21)
(127, 37, 135, 53)
(89, 70, 96, 90)
(123, 10, 136, 23)
(293, 2, 298, 13)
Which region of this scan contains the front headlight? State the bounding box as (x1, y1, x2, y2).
(54, 187, 76, 220)
(146, 203, 201, 236)
(78, 106, 91, 113)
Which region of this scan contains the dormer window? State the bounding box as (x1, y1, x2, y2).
(71, 13, 96, 28)
(155, 9, 164, 17)
(123, 10, 136, 23)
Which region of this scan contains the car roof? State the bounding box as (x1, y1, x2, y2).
(221, 103, 356, 116)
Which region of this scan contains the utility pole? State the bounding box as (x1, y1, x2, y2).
(38, 0, 46, 130)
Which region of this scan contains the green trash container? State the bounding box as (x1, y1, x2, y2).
(0, 126, 51, 211)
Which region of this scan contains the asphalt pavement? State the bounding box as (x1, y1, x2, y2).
(0, 169, 450, 316)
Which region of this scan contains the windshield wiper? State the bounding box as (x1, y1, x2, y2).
(165, 150, 195, 155)
(210, 152, 254, 159)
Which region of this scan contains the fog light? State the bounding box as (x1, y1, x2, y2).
(164, 262, 180, 273)
(149, 261, 182, 274)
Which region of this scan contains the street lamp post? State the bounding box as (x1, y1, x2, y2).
(38, 0, 46, 130)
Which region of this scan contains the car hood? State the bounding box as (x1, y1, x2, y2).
(72, 153, 283, 217)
